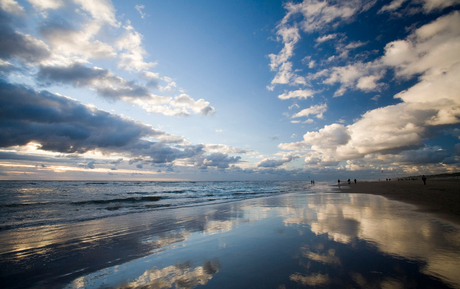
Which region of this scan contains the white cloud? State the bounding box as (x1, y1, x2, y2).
(40, 22, 116, 62)
(271, 61, 294, 85)
(292, 104, 328, 119)
(257, 154, 299, 168)
(170, 94, 215, 116)
(73, 0, 119, 27)
(135, 4, 146, 18)
(1, 0, 25, 15)
(378, 0, 408, 13)
(116, 21, 157, 71)
(28, 0, 63, 10)
(268, 26, 300, 71)
(278, 89, 316, 100)
(282, 0, 368, 33)
(315, 33, 337, 43)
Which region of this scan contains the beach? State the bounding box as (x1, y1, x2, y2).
(2, 181, 460, 288)
(337, 178, 460, 226)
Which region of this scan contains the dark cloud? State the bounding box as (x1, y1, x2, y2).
(0, 80, 238, 169)
(0, 11, 50, 63)
(110, 158, 124, 165)
(0, 80, 162, 154)
(36, 63, 154, 101)
(397, 147, 452, 165)
(195, 153, 241, 169)
(87, 161, 95, 169)
(37, 63, 113, 87)
(258, 155, 298, 168)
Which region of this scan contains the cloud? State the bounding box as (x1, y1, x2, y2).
(0, 80, 246, 172)
(0, 80, 167, 152)
(135, 4, 146, 19)
(195, 153, 241, 169)
(73, 0, 119, 27)
(315, 34, 337, 43)
(378, 0, 408, 13)
(28, 0, 64, 11)
(170, 94, 215, 116)
(281, 0, 371, 33)
(0, 13, 51, 63)
(116, 20, 157, 71)
(278, 89, 316, 100)
(204, 144, 251, 154)
(379, 0, 460, 14)
(257, 154, 299, 168)
(36, 63, 217, 117)
(292, 103, 328, 119)
(39, 19, 116, 61)
(1, 0, 25, 16)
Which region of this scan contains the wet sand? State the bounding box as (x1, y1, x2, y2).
(337, 178, 460, 226)
(2, 188, 460, 288)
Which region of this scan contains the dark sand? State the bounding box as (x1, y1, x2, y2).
(337, 178, 460, 226)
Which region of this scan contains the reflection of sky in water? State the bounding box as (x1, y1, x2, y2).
(5, 192, 460, 289)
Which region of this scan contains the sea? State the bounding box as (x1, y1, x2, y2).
(0, 180, 329, 232)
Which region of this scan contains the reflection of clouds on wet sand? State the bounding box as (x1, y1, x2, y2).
(293, 193, 460, 288)
(68, 259, 221, 289)
(290, 272, 331, 286)
(117, 259, 221, 289)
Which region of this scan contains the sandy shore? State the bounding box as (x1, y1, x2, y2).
(337, 178, 460, 226)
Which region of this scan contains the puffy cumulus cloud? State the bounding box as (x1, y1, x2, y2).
(278, 11, 460, 175)
(317, 61, 385, 97)
(278, 89, 316, 100)
(257, 154, 300, 168)
(170, 94, 215, 116)
(292, 103, 327, 119)
(317, 10, 460, 97)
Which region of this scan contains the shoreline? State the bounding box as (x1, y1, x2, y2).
(336, 178, 460, 226)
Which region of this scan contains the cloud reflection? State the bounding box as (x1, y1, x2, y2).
(293, 193, 460, 288)
(115, 259, 221, 289)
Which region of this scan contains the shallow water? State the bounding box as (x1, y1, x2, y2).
(1, 187, 460, 288)
(0, 180, 320, 231)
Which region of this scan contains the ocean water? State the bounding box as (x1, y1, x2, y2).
(0, 180, 326, 231)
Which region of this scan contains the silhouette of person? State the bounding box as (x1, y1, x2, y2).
(422, 175, 427, 185)
(347, 179, 351, 184)
(338, 179, 340, 185)
(354, 179, 357, 184)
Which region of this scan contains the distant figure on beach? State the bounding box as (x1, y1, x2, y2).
(347, 179, 351, 184)
(422, 175, 427, 185)
(354, 179, 357, 184)
(338, 179, 341, 185)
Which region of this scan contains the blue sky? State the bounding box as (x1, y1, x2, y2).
(0, 0, 459, 181)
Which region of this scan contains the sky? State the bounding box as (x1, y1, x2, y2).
(0, 0, 459, 181)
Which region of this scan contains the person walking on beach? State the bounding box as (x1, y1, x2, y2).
(422, 175, 427, 185)
(338, 179, 341, 185)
